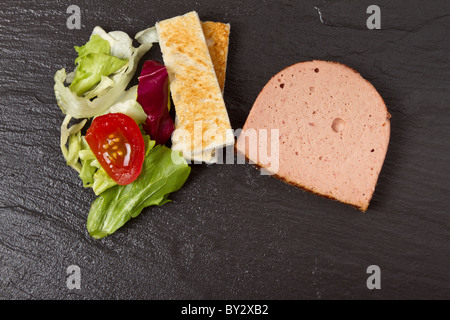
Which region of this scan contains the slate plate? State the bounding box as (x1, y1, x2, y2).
(0, 0, 449, 300)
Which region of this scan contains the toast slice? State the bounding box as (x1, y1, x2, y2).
(183, 21, 231, 164)
(202, 21, 230, 94)
(156, 11, 234, 163)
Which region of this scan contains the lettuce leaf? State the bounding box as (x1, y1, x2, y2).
(87, 145, 191, 239)
(101, 85, 147, 125)
(74, 34, 110, 65)
(78, 137, 117, 195)
(70, 53, 128, 96)
(70, 33, 128, 96)
(60, 115, 87, 173)
(135, 26, 159, 45)
(54, 26, 154, 119)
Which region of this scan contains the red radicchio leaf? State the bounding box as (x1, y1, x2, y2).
(137, 60, 174, 145)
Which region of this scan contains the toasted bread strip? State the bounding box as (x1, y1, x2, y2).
(183, 21, 230, 164)
(202, 21, 230, 94)
(156, 11, 234, 161)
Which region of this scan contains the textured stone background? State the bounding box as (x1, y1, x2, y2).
(0, 0, 449, 299)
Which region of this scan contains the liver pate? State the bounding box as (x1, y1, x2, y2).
(236, 60, 391, 211)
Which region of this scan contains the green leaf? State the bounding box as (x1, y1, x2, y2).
(79, 159, 97, 187)
(74, 34, 110, 65)
(54, 26, 153, 119)
(70, 52, 128, 97)
(66, 130, 82, 165)
(87, 145, 191, 239)
(100, 86, 147, 125)
(69, 34, 128, 97)
(91, 168, 118, 195)
(60, 115, 87, 173)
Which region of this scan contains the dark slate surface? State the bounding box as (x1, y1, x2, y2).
(0, 0, 449, 299)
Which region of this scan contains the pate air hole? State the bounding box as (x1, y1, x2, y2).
(332, 118, 346, 132)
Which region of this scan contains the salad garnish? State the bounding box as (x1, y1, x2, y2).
(54, 26, 189, 238)
(54, 26, 155, 119)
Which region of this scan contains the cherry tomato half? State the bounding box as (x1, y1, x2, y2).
(85, 113, 145, 185)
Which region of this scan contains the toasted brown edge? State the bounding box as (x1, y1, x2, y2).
(235, 60, 392, 212)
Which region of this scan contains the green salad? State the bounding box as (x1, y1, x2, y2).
(54, 26, 190, 239)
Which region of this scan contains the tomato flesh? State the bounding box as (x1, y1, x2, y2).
(85, 113, 145, 185)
